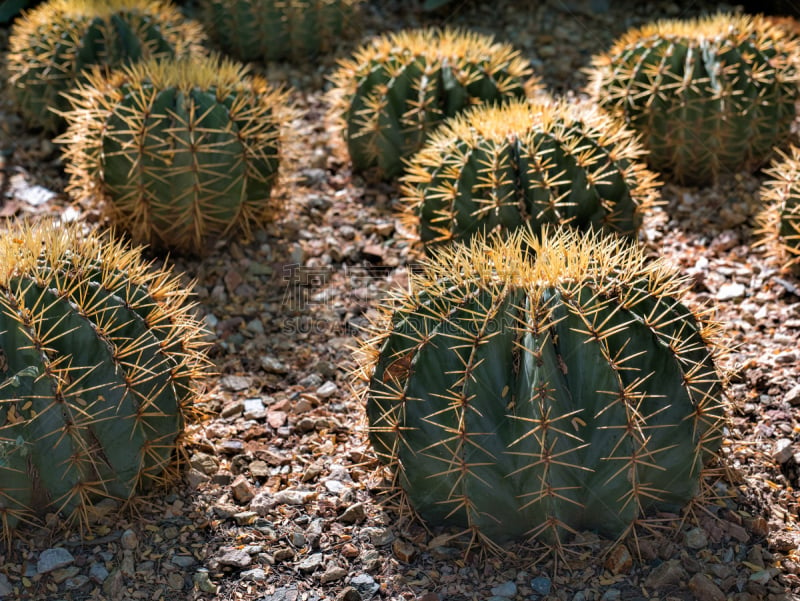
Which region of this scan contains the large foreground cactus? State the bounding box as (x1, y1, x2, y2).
(0, 220, 209, 543)
(328, 28, 542, 179)
(199, 0, 362, 63)
(586, 13, 800, 185)
(754, 145, 800, 274)
(358, 228, 727, 551)
(60, 54, 291, 254)
(401, 98, 660, 249)
(6, 0, 205, 133)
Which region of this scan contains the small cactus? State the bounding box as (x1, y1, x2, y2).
(199, 0, 362, 63)
(400, 97, 660, 250)
(328, 28, 542, 179)
(59, 54, 292, 254)
(586, 13, 800, 185)
(6, 0, 206, 133)
(754, 145, 800, 274)
(357, 227, 727, 554)
(0, 219, 209, 544)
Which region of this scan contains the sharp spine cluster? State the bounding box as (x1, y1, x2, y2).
(586, 13, 800, 185)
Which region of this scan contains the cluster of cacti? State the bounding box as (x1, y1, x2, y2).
(400, 98, 660, 250)
(199, 0, 362, 63)
(0, 220, 209, 544)
(6, 0, 206, 133)
(328, 28, 542, 179)
(586, 13, 800, 185)
(59, 54, 291, 255)
(754, 145, 800, 274)
(358, 227, 727, 550)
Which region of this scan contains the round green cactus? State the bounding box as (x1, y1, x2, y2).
(754, 145, 800, 274)
(585, 13, 800, 185)
(59, 54, 292, 254)
(400, 98, 661, 250)
(199, 0, 362, 63)
(328, 28, 543, 179)
(0, 219, 209, 544)
(358, 227, 727, 552)
(6, 0, 206, 133)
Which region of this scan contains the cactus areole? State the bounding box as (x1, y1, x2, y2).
(360, 229, 727, 547)
(0, 220, 209, 542)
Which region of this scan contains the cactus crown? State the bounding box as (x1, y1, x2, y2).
(358, 227, 727, 555)
(400, 97, 660, 247)
(19, 0, 175, 18)
(586, 12, 800, 185)
(754, 145, 800, 274)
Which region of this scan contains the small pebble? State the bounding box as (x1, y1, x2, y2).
(531, 576, 552, 595)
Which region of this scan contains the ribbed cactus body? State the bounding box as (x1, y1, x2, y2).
(0, 220, 208, 542)
(60, 55, 290, 254)
(200, 0, 362, 62)
(7, 0, 205, 133)
(361, 229, 726, 548)
(328, 28, 541, 179)
(401, 99, 660, 249)
(586, 14, 800, 185)
(755, 145, 800, 274)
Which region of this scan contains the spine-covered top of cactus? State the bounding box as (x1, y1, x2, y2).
(401, 98, 660, 249)
(200, 0, 363, 63)
(59, 54, 290, 254)
(358, 227, 727, 549)
(7, 0, 206, 133)
(0, 220, 209, 543)
(754, 145, 800, 274)
(586, 13, 800, 185)
(328, 28, 543, 179)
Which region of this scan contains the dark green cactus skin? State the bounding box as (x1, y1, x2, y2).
(60, 57, 288, 254)
(200, 0, 361, 63)
(755, 145, 800, 274)
(329, 29, 539, 179)
(587, 14, 800, 185)
(402, 99, 659, 249)
(7, 0, 205, 133)
(0, 221, 208, 540)
(364, 230, 725, 546)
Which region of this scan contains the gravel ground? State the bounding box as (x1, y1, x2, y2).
(2, 1, 800, 600)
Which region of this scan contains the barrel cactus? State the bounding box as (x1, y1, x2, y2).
(6, 0, 206, 133)
(400, 97, 660, 250)
(59, 54, 291, 254)
(199, 0, 362, 63)
(754, 145, 800, 274)
(0, 220, 209, 543)
(328, 28, 543, 179)
(358, 227, 727, 552)
(586, 13, 800, 185)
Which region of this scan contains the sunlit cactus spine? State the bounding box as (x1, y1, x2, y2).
(328, 28, 543, 179)
(0, 220, 210, 544)
(357, 228, 727, 556)
(6, 0, 206, 133)
(401, 98, 660, 250)
(199, 0, 362, 63)
(59, 54, 292, 255)
(754, 145, 800, 275)
(586, 13, 800, 185)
